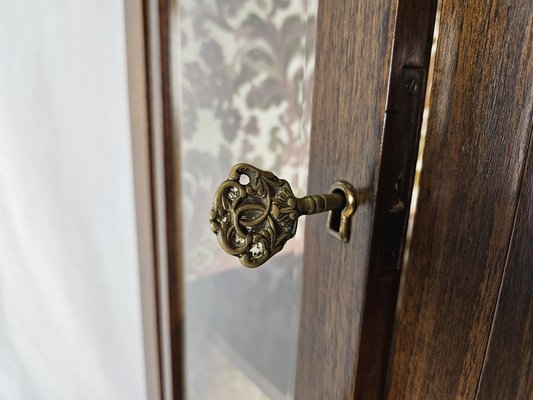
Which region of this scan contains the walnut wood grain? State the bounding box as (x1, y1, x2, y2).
(388, 0, 533, 398)
(295, 1, 397, 398)
(354, 1, 437, 398)
(476, 138, 533, 398)
(295, 0, 437, 399)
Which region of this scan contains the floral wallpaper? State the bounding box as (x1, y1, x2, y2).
(178, 0, 317, 398)
(179, 0, 316, 279)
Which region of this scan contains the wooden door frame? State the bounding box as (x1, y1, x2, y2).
(124, 0, 184, 399)
(124, 1, 164, 399)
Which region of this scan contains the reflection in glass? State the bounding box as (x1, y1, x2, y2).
(177, 1, 317, 398)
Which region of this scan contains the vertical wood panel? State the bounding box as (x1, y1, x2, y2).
(388, 0, 533, 398)
(144, 0, 185, 398)
(477, 141, 533, 398)
(296, 1, 397, 398)
(124, 0, 164, 398)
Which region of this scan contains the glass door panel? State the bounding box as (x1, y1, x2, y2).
(176, 1, 317, 398)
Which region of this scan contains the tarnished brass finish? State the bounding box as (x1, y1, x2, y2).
(209, 163, 356, 268)
(327, 181, 357, 242)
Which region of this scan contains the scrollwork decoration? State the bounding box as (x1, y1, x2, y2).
(210, 163, 300, 267)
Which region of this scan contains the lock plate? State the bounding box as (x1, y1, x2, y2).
(374, 67, 427, 274)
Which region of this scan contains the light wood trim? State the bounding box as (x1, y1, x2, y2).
(123, 0, 163, 399)
(124, 0, 185, 398)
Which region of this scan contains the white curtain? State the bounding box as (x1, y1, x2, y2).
(0, 1, 147, 398)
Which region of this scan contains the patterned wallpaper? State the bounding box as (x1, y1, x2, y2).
(179, 0, 316, 279)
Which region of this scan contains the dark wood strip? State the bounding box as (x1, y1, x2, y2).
(144, 0, 185, 398)
(158, 0, 186, 396)
(388, 0, 533, 398)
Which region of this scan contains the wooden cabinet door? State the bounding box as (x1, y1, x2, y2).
(136, 0, 439, 399)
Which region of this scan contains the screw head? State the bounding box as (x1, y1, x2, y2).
(406, 78, 418, 96)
